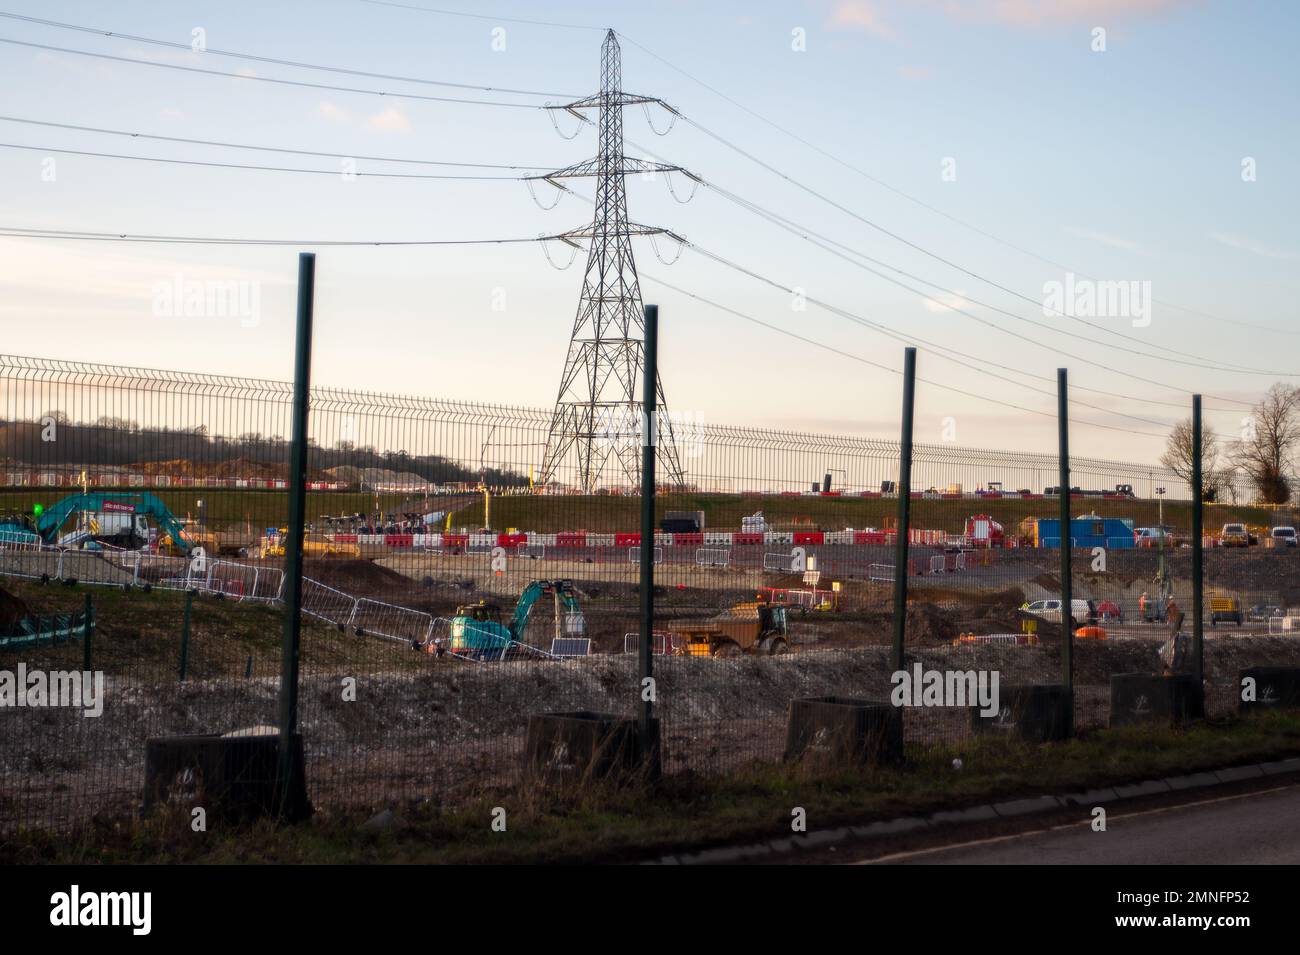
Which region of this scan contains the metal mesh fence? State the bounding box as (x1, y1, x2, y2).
(2, 353, 1300, 832)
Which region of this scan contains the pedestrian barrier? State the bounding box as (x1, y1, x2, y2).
(301, 577, 358, 627)
(349, 598, 434, 645)
(869, 562, 895, 582)
(695, 547, 730, 568)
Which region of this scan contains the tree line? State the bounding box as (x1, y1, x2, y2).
(1161, 384, 1300, 504)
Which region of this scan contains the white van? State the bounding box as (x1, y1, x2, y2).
(1025, 598, 1095, 625)
(1270, 526, 1297, 548)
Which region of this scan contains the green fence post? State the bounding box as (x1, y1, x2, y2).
(637, 303, 659, 760)
(1191, 395, 1204, 694)
(890, 347, 917, 676)
(278, 251, 316, 815)
(179, 589, 193, 682)
(1058, 368, 1074, 738)
(82, 593, 92, 672)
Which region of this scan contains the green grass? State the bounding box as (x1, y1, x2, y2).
(2, 487, 1289, 538)
(7, 710, 1300, 865)
(0, 577, 428, 680)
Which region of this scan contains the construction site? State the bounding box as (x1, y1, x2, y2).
(1, 5, 1298, 895)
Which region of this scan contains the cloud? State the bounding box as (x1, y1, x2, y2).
(938, 0, 1186, 28)
(317, 100, 353, 123)
(827, 1, 898, 40)
(1209, 232, 1298, 262)
(1064, 226, 1144, 254)
(158, 107, 186, 121)
(898, 64, 932, 80)
(922, 290, 972, 313)
(366, 106, 412, 133)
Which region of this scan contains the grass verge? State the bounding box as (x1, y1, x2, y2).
(5, 709, 1300, 865)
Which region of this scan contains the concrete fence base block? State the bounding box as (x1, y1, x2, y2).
(784, 696, 902, 767)
(524, 711, 661, 786)
(1109, 673, 1204, 726)
(1239, 666, 1300, 712)
(143, 732, 310, 823)
(971, 683, 1070, 742)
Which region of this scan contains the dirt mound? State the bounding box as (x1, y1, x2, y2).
(904, 601, 958, 645)
(302, 559, 414, 594)
(0, 586, 29, 629)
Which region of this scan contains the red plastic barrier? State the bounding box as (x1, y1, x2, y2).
(852, 531, 888, 545)
(442, 534, 468, 548)
(673, 532, 704, 546)
(555, 533, 586, 547)
(614, 533, 641, 546)
(334, 534, 358, 543)
(384, 534, 414, 548)
(732, 532, 763, 545)
(793, 531, 824, 545)
(497, 533, 528, 548)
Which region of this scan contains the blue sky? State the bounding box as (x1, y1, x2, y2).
(0, 0, 1296, 463)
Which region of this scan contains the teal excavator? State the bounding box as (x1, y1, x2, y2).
(0, 492, 194, 553)
(426, 579, 584, 660)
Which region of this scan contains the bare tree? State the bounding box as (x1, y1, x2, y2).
(1161, 417, 1225, 499)
(1233, 384, 1300, 504)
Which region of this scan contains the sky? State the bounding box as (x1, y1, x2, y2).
(0, 0, 1296, 466)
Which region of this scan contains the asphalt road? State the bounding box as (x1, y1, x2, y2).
(864, 784, 1300, 865)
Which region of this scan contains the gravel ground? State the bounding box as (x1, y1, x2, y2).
(5, 634, 1299, 831)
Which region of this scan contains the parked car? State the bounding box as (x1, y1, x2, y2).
(1134, 526, 1180, 548)
(1248, 604, 1284, 622)
(1269, 526, 1298, 548)
(1220, 523, 1251, 547)
(1024, 598, 1096, 625)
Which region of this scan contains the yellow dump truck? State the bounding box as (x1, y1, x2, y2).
(669, 600, 790, 657)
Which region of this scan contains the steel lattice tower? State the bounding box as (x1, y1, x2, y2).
(534, 30, 686, 492)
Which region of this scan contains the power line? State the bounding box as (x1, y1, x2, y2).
(614, 29, 1299, 339)
(562, 184, 1256, 425)
(0, 115, 553, 169)
(0, 226, 554, 247)
(0, 142, 530, 179)
(640, 271, 1169, 439)
(0, 37, 553, 109)
(696, 178, 1282, 387)
(679, 237, 1242, 425)
(677, 118, 1292, 379)
(0, 10, 577, 97)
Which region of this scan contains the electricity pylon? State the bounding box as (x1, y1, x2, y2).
(533, 29, 688, 493)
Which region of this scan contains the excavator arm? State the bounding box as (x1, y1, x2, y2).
(34, 492, 193, 552)
(507, 580, 580, 641)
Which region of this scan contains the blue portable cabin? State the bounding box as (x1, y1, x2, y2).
(1035, 515, 1134, 549)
